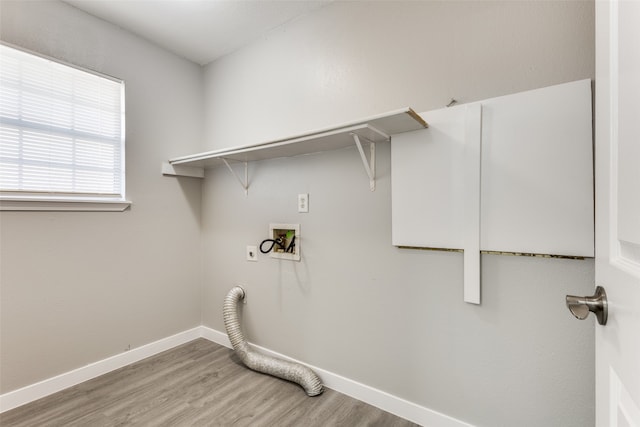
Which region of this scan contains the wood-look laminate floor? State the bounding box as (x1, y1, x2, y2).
(1, 339, 420, 427)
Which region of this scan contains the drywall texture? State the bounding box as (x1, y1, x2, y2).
(201, 2, 596, 427)
(203, 1, 595, 151)
(0, 1, 203, 393)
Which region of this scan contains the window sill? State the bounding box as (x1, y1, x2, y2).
(0, 197, 131, 212)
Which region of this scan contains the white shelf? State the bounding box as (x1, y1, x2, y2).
(163, 107, 427, 191)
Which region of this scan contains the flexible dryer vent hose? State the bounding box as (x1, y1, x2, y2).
(222, 286, 324, 397)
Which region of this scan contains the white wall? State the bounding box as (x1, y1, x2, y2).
(203, 1, 594, 151)
(201, 2, 596, 426)
(0, 1, 203, 393)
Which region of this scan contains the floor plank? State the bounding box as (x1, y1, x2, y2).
(1, 339, 420, 427)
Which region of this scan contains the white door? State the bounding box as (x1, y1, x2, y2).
(595, 1, 640, 425)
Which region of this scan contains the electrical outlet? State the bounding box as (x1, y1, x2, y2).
(298, 193, 309, 213)
(246, 245, 258, 261)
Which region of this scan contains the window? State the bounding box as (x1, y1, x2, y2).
(0, 43, 129, 211)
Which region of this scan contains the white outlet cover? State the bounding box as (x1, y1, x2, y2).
(298, 193, 309, 213)
(246, 245, 258, 261)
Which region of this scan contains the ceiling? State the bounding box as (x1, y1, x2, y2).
(63, 0, 332, 66)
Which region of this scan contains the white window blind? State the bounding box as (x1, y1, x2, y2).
(0, 44, 125, 201)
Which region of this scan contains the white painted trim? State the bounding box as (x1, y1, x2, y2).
(200, 326, 473, 427)
(0, 327, 201, 413)
(1, 326, 473, 427)
(200, 324, 232, 347)
(463, 103, 482, 305)
(0, 198, 131, 212)
(161, 162, 205, 178)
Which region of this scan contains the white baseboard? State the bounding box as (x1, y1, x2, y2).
(0, 327, 201, 413)
(1, 326, 472, 427)
(200, 326, 231, 348)
(200, 326, 472, 427)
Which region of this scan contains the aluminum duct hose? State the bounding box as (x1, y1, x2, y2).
(223, 286, 324, 397)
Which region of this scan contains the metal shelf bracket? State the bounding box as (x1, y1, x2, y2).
(222, 159, 248, 195)
(352, 133, 376, 191)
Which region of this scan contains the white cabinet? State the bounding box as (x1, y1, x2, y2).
(392, 79, 594, 303)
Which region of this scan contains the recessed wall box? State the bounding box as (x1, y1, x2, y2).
(269, 223, 300, 261)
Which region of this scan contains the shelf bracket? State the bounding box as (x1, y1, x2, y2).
(352, 134, 376, 191)
(222, 159, 248, 195)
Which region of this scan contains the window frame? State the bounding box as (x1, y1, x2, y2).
(0, 42, 130, 212)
